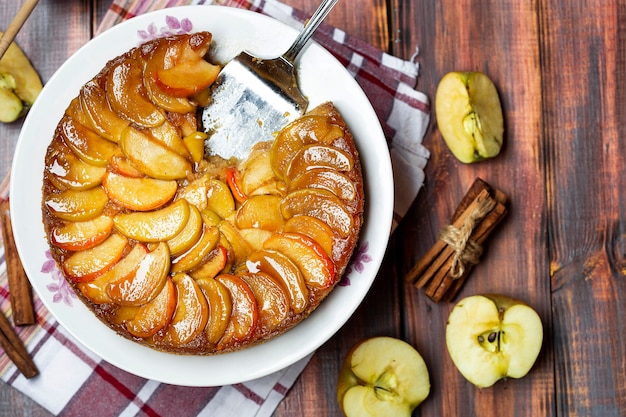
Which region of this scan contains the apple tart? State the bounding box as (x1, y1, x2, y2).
(41, 32, 364, 354)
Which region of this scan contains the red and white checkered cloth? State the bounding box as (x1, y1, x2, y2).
(0, 0, 429, 415)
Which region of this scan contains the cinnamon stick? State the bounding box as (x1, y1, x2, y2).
(0, 309, 38, 378)
(0, 199, 36, 325)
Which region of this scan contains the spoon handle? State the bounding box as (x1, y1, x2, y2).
(0, 0, 40, 60)
(282, 0, 339, 63)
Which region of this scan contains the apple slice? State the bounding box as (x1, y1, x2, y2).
(156, 59, 220, 97)
(183, 131, 207, 163)
(148, 120, 192, 160)
(44, 187, 108, 222)
(238, 228, 274, 252)
(51, 215, 113, 251)
(239, 271, 290, 333)
(284, 215, 333, 257)
(226, 166, 247, 204)
(119, 126, 192, 180)
(113, 199, 190, 242)
(59, 115, 121, 167)
(285, 144, 354, 182)
(62, 234, 128, 282)
(106, 58, 166, 127)
(162, 273, 209, 346)
(77, 242, 147, 303)
(289, 168, 356, 201)
(218, 220, 253, 268)
(143, 46, 196, 114)
(45, 140, 107, 191)
(235, 195, 284, 232)
(445, 294, 543, 388)
(166, 204, 203, 257)
(110, 155, 144, 178)
(64, 97, 95, 131)
(190, 245, 228, 280)
(80, 80, 129, 142)
(206, 179, 235, 219)
(215, 273, 259, 349)
(264, 232, 336, 289)
(435, 71, 504, 163)
(281, 189, 353, 238)
(245, 250, 308, 313)
(171, 223, 220, 273)
(102, 171, 177, 211)
(196, 276, 232, 345)
(125, 276, 177, 338)
(239, 147, 280, 196)
(107, 242, 170, 306)
(337, 337, 430, 417)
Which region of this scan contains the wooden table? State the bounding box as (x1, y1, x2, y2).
(1, 0, 624, 416)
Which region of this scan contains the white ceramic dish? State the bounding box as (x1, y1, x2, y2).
(10, 6, 393, 386)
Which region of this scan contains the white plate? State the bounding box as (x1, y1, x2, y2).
(10, 6, 393, 387)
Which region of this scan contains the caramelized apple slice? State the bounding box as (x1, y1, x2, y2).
(238, 228, 273, 252)
(59, 115, 121, 167)
(156, 59, 220, 97)
(264, 232, 336, 288)
(245, 250, 308, 313)
(206, 179, 235, 219)
(281, 189, 353, 238)
(45, 140, 106, 190)
(144, 53, 195, 114)
(190, 245, 228, 280)
(196, 276, 232, 345)
(171, 222, 220, 273)
(148, 120, 191, 160)
(226, 167, 247, 204)
(167, 204, 203, 257)
(108, 242, 170, 306)
(51, 215, 113, 251)
(77, 242, 148, 303)
(239, 271, 289, 333)
(102, 171, 177, 211)
(178, 175, 210, 210)
(162, 273, 209, 345)
(239, 147, 279, 195)
(106, 58, 166, 127)
(65, 97, 95, 130)
(289, 168, 356, 201)
(113, 199, 190, 242)
(110, 155, 144, 178)
(80, 80, 129, 142)
(285, 144, 353, 182)
(62, 234, 128, 282)
(120, 126, 192, 180)
(284, 215, 333, 257)
(44, 187, 108, 222)
(126, 276, 177, 338)
(235, 195, 284, 232)
(218, 220, 253, 268)
(183, 131, 207, 163)
(215, 274, 259, 349)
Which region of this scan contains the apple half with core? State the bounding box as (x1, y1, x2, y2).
(445, 294, 543, 388)
(435, 71, 504, 163)
(337, 336, 430, 417)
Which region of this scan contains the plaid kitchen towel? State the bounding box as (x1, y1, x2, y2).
(0, 0, 430, 416)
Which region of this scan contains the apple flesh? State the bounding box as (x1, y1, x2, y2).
(445, 294, 543, 388)
(435, 71, 504, 163)
(337, 336, 430, 417)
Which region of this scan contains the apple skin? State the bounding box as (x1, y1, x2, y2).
(337, 336, 430, 417)
(445, 294, 543, 388)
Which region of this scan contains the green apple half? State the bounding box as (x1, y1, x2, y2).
(446, 294, 543, 388)
(337, 336, 430, 417)
(0, 33, 43, 123)
(435, 71, 504, 163)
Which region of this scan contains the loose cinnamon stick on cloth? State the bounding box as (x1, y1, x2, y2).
(0, 1, 431, 416)
(0, 199, 35, 325)
(406, 178, 508, 302)
(0, 308, 38, 378)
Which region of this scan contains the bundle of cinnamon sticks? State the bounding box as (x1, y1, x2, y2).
(405, 178, 508, 302)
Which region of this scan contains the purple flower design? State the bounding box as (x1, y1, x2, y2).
(42, 250, 76, 306)
(340, 241, 372, 286)
(137, 16, 194, 42)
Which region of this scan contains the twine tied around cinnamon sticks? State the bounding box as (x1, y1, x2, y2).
(405, 178, 508, 302)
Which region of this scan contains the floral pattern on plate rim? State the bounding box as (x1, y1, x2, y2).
(137, 16, 194, 43)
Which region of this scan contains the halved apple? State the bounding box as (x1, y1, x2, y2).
(162, 273, 209, 346)
(107, 242, 170, 306)
(196, 276, 232, 345)
(62, 234, 128, 282)
(289, 168, 356, 201)
(50, 215, 113, 251)
(106, 58, 166, 127)
(120, 126, 192, 180)
(264, 232, 336, 288)
(337, 337, 430, 417)
(215, 273, 259, 349)
(125, 276, 177, 338)
(239, 271, 289, 333)
(235, 195, 284, 232)
(102, 171, 177, 211)
(281, 188, 353, 238)
(285, 144, 353, 182)
(113, 198, 190, 242)
(80, 80, 129, 142)
(44, 187, 108, 222)
(445, 294, 543, 388)
(59, 115, 121, 167)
